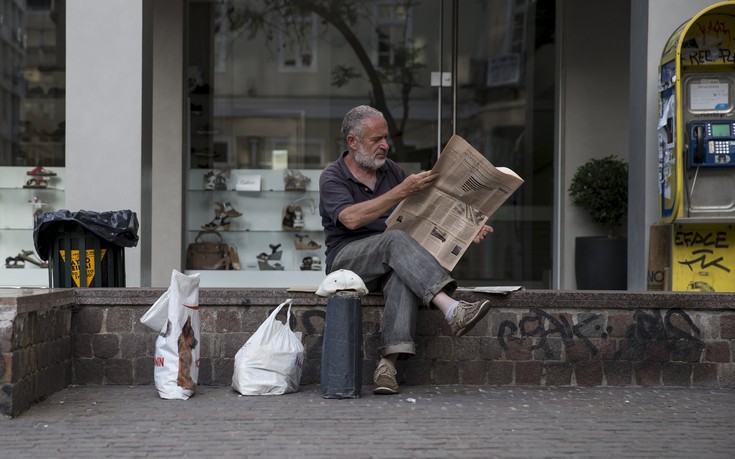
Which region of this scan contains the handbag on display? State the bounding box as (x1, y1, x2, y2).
(185, 230, 232, 270)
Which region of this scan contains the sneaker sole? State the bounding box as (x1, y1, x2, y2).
(454, 300, 491, 337)
(373, 385, 400, 395)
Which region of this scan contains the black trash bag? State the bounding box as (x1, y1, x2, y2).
(33, 209, 139, 261)
(321, 292, 363, 399)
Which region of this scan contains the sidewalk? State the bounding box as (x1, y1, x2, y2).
(2, 385, 734, 458)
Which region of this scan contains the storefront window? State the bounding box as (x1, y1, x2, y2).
(186, 0, 554, 288)
(0, 0, 65, 167)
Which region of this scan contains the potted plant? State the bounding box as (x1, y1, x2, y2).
(568, 155, 628, 289)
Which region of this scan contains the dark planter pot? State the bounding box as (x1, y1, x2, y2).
(574, 236, 627, 290)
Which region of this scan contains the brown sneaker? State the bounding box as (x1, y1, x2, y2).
(449, 300, 491, 337)
(372, 363, 399, 395)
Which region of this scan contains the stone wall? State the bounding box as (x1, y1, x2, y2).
(1, 290, 75, 418)
(71, 289, 735, 388)
(3, 287, 734, 418)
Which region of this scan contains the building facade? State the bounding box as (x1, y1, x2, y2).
(0, 0, 727, 289)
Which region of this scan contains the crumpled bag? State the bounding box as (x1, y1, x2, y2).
(232, 299, 305, 395)
(33, 209, 139, 261)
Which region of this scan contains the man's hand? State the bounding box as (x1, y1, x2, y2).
(338, 170, 437, 230)
(396, 170, 437, 198)
(473, 225, 494, 244)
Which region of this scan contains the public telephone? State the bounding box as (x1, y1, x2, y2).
(687, 120, 735, 168)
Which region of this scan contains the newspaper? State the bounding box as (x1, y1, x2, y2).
(385, 135, 524, 271)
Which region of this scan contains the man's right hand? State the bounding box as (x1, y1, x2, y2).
(397, 170, 437, 198)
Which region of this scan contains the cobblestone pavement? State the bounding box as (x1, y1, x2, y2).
(1, 385, 734, 458)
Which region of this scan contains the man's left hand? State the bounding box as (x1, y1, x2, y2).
(473, 225, 494, 244)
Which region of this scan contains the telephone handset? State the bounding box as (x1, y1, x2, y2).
(687, 120, 735, 168)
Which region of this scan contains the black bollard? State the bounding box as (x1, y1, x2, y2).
(321, 291, 363, 398)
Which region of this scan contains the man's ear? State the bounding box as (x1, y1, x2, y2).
(346, 134, 358, 150)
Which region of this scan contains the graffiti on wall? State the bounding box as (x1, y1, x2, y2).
(672, 225, 734, 292)
(495, 307, 704, 362)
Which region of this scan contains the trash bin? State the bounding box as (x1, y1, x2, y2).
(33, 209, 139, 288)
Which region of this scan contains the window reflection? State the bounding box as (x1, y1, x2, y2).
(188, 0, 555, 287)
(1, 0, 65, 167)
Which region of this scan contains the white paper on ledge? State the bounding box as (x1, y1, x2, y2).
(456, 286, 523, 294)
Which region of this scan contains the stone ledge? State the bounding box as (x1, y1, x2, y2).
(2, 287, 735, 417)
(72, 287, 735, 310)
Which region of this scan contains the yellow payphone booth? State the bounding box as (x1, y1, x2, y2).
(658, 1, 735, 292)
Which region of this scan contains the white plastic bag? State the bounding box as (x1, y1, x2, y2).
(232, 299, 305, 395)
(147, 270, 201, 400)
(140, 288, 170, 334)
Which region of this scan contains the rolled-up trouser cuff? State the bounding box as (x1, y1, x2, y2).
(381, 342, 416, 356)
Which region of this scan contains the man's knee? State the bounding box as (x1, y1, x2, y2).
(383, 230, 416, 247)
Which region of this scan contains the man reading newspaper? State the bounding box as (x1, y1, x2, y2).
(319, 105, 520, 395)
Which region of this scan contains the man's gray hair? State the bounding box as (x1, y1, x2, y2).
(341, 105, 385, 142)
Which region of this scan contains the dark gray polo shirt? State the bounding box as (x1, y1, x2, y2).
(319, 151, 406, 272)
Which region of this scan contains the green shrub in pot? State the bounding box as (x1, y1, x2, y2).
(568, 155, 628, 238)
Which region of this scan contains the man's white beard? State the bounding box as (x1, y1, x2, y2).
(354, 144, 386, 171)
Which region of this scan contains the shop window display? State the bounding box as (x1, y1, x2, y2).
(0, 1, 65, 286)
(185, 0, 555, 288)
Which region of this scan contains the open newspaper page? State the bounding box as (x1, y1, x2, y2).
(385, 135, 524, 271)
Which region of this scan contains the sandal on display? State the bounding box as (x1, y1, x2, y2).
(5, 256, 24, 268)
(294, 233, 321, 250)
(216, 201, 242, 218)
(26, 166, 56, 176)
(300, 256, 313, 271)
(282, 204, 304, 231)
(283, 169, 311, 191)
(310, 256, 322, 271)
(23, 178, 48, 189)
(257, 260, 284, 271)
(202, 214, 231, 231)
(256, 243, 282, 261)
(203, 169, 228, 190)
(18, 249, 48, 268)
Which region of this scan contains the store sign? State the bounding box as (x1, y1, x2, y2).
(234, 174, 261, 191)
(59, 249, 107, 287)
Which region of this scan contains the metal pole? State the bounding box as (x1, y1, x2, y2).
(452, 0, 458, 135)
(437, 0, 444, 157)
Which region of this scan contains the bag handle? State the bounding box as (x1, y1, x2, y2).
(268, 299, 294, 329)
(195, 230, 223, 244)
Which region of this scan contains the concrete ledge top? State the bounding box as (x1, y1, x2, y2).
(0, 288, 76, 315)
(2, 287, 733, 311)
(68, 288, 735, 310)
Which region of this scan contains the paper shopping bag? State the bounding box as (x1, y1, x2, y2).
(151, 270, 201, 400)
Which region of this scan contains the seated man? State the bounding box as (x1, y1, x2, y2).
(319, 105, 494, 395)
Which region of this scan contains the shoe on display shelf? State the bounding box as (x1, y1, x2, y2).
(202, 214, 231, 231)
(5, 256, 24, 269)
(26, 166, 56, 176)
(257, 260, 284, 271)
(300, 256, 312, 271)
(257, 243, 282, 261)
(18, 250, 48, 268)
(283, 169, 311, 191)
(23, 178, 48, 189)
(294, 233, 321, 250)
(310, 256, 322, 271)
(217, 201, 242, 218)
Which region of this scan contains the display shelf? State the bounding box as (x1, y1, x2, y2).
(0, 166, 64, 287)
(185, 269, 325, 288)
(0, 268, 49, 288)
(186, 168, 326, 287)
